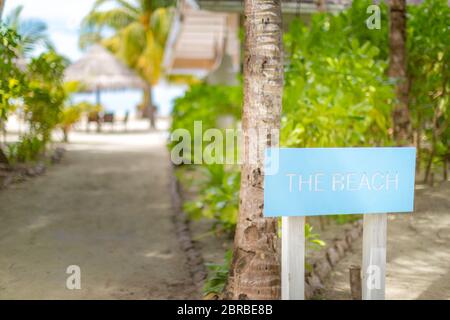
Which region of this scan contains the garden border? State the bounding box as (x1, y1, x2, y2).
(305, 219, 363, 299)
(169, 163, 208, 294)
(168, 160, 365, 299)
(0, 147, 65, 189)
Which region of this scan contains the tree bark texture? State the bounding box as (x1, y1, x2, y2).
(389, 0, 411, 145)
(224, 0, 284, 300)
(144, 84, 156, 129)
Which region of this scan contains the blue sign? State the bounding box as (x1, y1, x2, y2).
(263, 147, 416, 217)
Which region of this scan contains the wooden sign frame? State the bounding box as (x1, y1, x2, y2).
(281, 214, 387, 300)
(265, 148, 416, 300)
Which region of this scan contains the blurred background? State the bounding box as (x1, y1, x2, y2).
(0, 0, 448, 300)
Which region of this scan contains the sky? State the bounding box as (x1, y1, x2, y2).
(4, 0, 97, 61)
(3, 0, 186, 116)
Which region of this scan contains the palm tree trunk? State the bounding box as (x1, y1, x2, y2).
(389, 0, 411, 145)
(316, 0, 326, 12)
(144, 84, 156, 129)
(224, 0, 283, 300)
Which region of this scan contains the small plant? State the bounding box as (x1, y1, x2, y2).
(184, 165, 240, 235)
(203, 250, 232, 298)
(7, 135, 45, 164)
(305, 223, 326, 251)
(59, 101, 97, 142)
(329, 214, 362, 225)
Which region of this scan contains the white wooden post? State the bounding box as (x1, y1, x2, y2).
(282, 216, 305, 300)
(362, 213, 387, 300)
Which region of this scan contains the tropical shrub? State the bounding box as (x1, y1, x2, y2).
(203, 250, 232, 297)
(170, 82, 242, 164)
(23, 51, 67, 148)
(183, 164, 240, 235)
(0, 26, 24, 121)
(305, 223, 326, 250)
(6, 135, 45, 164)
(59, 81, 97, 142)
(58, 103, 84, 142)
(407, 0, 449, 181)
(282, 15, 395, 148)
(0, 26, 26, 164)
(5, 50, 68, 163)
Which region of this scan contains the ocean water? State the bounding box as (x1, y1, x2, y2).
(71, 83, 187, 118)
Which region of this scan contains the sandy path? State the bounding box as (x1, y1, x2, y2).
(0, 130, 195, 299)
(321, 181, 450, 300)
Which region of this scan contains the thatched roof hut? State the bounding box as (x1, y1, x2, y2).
(65, 44, 146, 92)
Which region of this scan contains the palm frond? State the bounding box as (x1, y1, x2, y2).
(4, 5, 23, 29)
(92, 0, 140, 15)
(78, 0, 173, 84)
(81, 8, 137, 31)
(117, 21, 147, 69)
(79, 29, 103, 49)
(150, 7, 172, 45)
(141, 0, 175, 12)
(101, 35, 122, 54)
(5, 6, 53, 56)
(137, 31, 164, 84)
(113, 0, 141, 15)
(79, 7, 138, 48)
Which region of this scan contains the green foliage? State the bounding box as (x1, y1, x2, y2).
(184, 165, 240, 234)
(281, 1, 397, 224)
(203, 250, 232, 296)
(59, 105, 82, 128)
(337, 0, 389, 59)
(329, 214, 362, 225)
(23, 51, 68, 145)
(80, 0, 174, 85)
(59, 81, 98, 131)
(0, 25, 67, 163)
(58, 101, 97, 142)
(171, 82, 242, 133)
(282, 14, 395, 148)
(5, 50, 68, 163)
(59, 101, 96, 129)
(4, 5, 53, 56)
(407, 0, 449, 175)
(0, 26, 25, 121)
(7, 135, 45, 164)
(285, 0, 389, 60)
(170, 82, 242, 162)
(201, 224, 326, 297)
(305, 224, 326, 250)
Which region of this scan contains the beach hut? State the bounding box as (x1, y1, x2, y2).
(65, 44, 146, 107)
